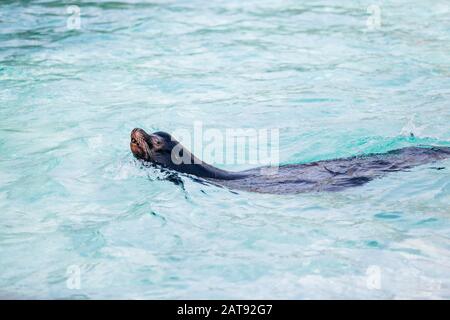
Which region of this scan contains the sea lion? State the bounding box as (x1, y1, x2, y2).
(130, 128, 450, 194)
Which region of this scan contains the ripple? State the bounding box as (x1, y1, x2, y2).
(1, 0, 450, 299)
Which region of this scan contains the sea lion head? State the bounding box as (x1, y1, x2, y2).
(130, 128, 248, 180)
(130, 128, 180, 166)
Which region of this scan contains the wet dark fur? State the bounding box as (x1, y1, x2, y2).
(130, 128, 450, 194)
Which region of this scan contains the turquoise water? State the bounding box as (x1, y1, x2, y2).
(1, 0, 450, 299)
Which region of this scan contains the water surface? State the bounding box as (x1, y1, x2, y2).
(1, 0, 450, 299)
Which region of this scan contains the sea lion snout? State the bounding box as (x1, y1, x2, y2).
(130, 128, 147, 141)
(130, 128, 152, 160)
